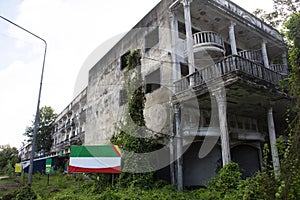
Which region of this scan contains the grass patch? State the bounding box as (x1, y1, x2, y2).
(0, 173, 91, 200)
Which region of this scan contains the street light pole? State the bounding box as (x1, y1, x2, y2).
(0, 16, 47, 186)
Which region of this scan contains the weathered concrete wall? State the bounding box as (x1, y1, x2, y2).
(85, 0, 174, 145)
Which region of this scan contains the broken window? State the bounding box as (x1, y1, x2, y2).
(120, 51, 130, 70)
(180, 63, 189, 77)
(145, 68, 161, 94)
(145, 27, 159, 52)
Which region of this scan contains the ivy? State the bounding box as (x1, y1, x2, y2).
(110, 49, 164, 189)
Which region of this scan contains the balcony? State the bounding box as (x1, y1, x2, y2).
(58, 123, 65, 132)
(174, 55, 286, 94)
(193, 31, 224, 52)
(70, 133, 83, 145)
(192, 31, 225, 63)
(270, 64, 288, 75)
(237, 50, 263, 64)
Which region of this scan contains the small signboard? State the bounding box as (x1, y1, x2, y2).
(14, 163, 22, 173)
(69, 145, 121, 173)
(45, 158, 52, 174)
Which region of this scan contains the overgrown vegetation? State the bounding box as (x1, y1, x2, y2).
(24, 106, 57, 155)
(0, 145, 19, 176)
(253, 0, 299, 29)
(0, 161, 292, 200)
(253, 1, 300, 199)
(110, 49, 165, 189)
(275, 11, 300, 200)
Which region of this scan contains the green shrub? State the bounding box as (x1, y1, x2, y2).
(208, 162, 241, 196)
(14, 186, 37, 200)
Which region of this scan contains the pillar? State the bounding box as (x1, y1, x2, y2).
(262, 40, 270, 68)
(267, 107, 281, 177)
(174, 104, 183, 191)
(181, 0, 195, 86)
(214, 89, 231, 166)
(229, 22, 237, 55)
(169, 11, 181, 84)
(169, 100, 176, 185)
(282, 52, 288, 74)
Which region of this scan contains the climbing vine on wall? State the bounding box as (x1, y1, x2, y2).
(110, 49, 164, 188)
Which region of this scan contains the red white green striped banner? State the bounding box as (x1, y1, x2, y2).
(68, 145, 121, 173)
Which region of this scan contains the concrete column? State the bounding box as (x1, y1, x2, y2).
(169, 11, 181, 84)
(169, 100, 176, 185)
(174, 104, 183, 191)
(229, 22, 237, 55)
(282, 52, 288, 74)
(262, 40, 270, 68)
(267, 107, 281, 177)
(214, 89, 231, 166)
(181, 0, 195, 86)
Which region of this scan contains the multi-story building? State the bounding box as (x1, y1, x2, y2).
(52, 0, 289, 190)
(50, 88, 87, 157)
(19, 142, 32, 161)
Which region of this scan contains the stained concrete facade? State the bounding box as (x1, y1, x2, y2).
(85, 0, 174, 145)
(51, 88, 87, 157)
(53, 0, 289, 189)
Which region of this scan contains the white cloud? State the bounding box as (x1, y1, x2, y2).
(0, 60, 41, 147)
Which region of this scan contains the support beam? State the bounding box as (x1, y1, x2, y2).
(169, 11, 181, 84)
(229, 22, 237, 55)
(174, 104, 183, 191)
(262, 40, 270, 68)
(169, 100, 176, 185)
(267, 107, 281, 177)
(181, 0, 195, 86)
(214, 89, 231, 166)
(282, 52, 288, 75)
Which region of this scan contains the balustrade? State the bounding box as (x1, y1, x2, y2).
(237, 50, 263, 64)
(174, 55, 286, 93)
(193, 31, 224, 49)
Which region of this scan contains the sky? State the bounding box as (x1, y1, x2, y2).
(0, 0, 274, 148)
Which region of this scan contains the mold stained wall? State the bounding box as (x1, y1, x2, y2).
(85, 0, 174, 145)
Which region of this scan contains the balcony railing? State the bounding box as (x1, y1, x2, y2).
(174, 55, 286, 93)
(270, 64, 288, 74)
(237, 50, 263, 64)
(193, 31, 224, 50)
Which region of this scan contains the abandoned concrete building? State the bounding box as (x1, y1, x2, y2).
(50, 88, 87, 157)
(51, 0, 289, 189)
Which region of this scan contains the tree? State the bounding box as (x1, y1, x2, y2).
(276, 12, 300, 199)
(253, 3, 300, 198)
(253, 0, 300, 28)
(24, 106, 57, 156)
(0, 145, 20, 175)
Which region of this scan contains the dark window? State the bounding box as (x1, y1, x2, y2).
(119, 89, 128, 106)
(145, 68, 161, 94)
(178, 21, 200, 40)
(120, 51, 130, 70)
(224, 42, 232, 56)
(180, 63, 189, 77)
(202, 110, 211, 127)
(178, 21, 186, 39)
(145, 27, 159, 52)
